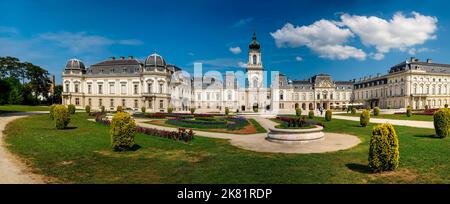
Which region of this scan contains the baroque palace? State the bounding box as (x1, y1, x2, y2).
(62, 34, 450, 113)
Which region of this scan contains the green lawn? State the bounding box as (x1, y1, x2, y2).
(336, 113, 434, 121)
(4, 113, 449, 183)
(0, 105, 50, 114)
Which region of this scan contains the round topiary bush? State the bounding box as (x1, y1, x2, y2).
(116, 106, 123, 112)
(225, 107, 229, 115)
(49, 104, 56, 120)
(433, 108, 450, 138)
(445, 104, 449, 108)
(190, 107, 196, 114)
(85, 105, 91, 115)
(295, 108, 302, 116)
(351, 107, 357, 115)
(54, 105, 70, 129)
(110, 112, 136, 151)
(325, 109, 332, 121)
(100, 105, 105, 113)
(373, 107, 380, 116)
(253, 107, 258, 112)
(406, 105, 412, 117)
(360, 109, 370, 127)
(141, 106, 146, 113)
(369, 123, 400, 172)
(67, 104, 75, 114)
(167, 106, 173, 113)
(308, 110, 314, 119)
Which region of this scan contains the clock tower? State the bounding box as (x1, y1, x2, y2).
(246, 32, 264, 89)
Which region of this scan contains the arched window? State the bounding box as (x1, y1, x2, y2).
(227, 91, 232, 100)
(252, 77, 258, 88)
(279, 91, 284, 100)
(252, 55, 257, 65)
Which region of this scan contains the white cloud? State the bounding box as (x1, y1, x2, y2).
(295, 56, 303, 61)
(271, 21, 365, 60)
(370, 53, 385, 60)
(238, 61, 247, 67)
(229, 46, 242, 54)
(0, 26, 19, 35)
(232, 18, 254, 28)
(194, 58, 245, 69)
(339, 12, 437, 53)
(408, 47, 430, 55)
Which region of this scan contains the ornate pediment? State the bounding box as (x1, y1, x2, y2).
(315, 79, 335, 88)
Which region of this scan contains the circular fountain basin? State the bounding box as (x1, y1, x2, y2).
(266, 125, 325, 144)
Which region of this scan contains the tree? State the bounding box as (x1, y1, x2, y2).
(25, 63, 51, 103)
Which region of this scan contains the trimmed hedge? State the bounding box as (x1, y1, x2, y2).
(369, 123, 400, 172)
(373, 107, 380, 116)
(49, 104, 56, 120)
(225, 107, 229, 116)
(190, 107, 196, 114)
(406, 105, 412, 117)
(116, 106, 123, 112)
(68, 104, 75, 114)
(433, 108, 450, 138)
(141, 106, 146, 113)
(295, 108, 302, 117)
(110, 112, 136, 151)
(325, 109, 332, 121)
(54, 105, 70, 129)
(360, 109, 370, 127)
(100, 105, 105, 113)
(308, 110, 314, 119)
(167, 106, 173, 113)
(85, 105, 91, 115)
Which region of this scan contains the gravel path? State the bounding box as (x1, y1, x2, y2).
(0, 112, 46, 184)
(332, 115, 434, 129)
(134, 116, 361, 154)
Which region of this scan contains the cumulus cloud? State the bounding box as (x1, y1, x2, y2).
(271, 12, 437, 61)
(229, 46, 242, 54)
(408, 47, 430, 55)
(238, 61, 247, 68)
(271, 21, 365, 60)
(295, 56, 303, 61)
(339, 12, 437, 53)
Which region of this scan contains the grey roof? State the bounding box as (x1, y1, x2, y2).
(87, 58, 142, 75)
(65, 59, 85, 70)
(390, 60, 450, 74)
(145, 53, 166, 67)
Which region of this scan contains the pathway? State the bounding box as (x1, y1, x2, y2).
(0, 112, 46, 184)
(134, 116, 361, 154)
(331, 114, 434, 129)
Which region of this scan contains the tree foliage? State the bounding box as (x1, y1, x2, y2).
(369, 123, 400, 172)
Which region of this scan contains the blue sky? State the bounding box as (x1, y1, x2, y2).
(1, 0, 450, 84)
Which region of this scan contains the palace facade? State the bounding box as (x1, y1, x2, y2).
(353, 57, 450, 109)
(61, 33, 356, 113)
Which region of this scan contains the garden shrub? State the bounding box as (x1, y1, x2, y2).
(100, 105, 105, 113)
(406, 105, 412, 117)
(351, 107, 356, 115)
(116, 106, 123, 112)
(67, 104, 75, 114)
(433, 108, 450, 138)
(110, 112, 136, 151)
(360, 109, 370, 127)
(373, 107, 380, 116)
(369, 123, 400, 172)
(141, 106, 146, 113)
(445, 104, 449, 108)
(295, 108, 302, 116)
(54, 105, 70, 129)
(225, 107, 229, 116)
(253, 106, 258, 112)
(190, 107, 195, 114)
(85, 105, 91, 115)
(308, 110, 314, 119)
(325, 109, 332, 121)
(425, 105, 429, 110)
(49, 104, 56, 120)
(167, 106, 173, 113)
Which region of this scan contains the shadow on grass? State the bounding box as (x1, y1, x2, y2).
(413, 134, 439, 139)
(346, 163, 373, 174)
(130, 144, 142, 151)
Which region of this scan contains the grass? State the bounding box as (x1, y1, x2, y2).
(0, 105, 50, 114)
(4, 113, 449, 183)
(248, 118, 267, 133)
(336, 113, 433, 121)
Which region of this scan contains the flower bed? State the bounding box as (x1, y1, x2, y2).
(394, 108, 439, 116)
(95, 115, 194, 142)
(276, 116, 324, 128)
(147, 112, 223, 119)
(166, 116, 249, 130)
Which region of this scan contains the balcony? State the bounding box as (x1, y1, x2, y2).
(142, 92, 170, 98)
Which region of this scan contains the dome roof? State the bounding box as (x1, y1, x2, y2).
(249, 32, 260, 50)
(145, 53, 166, 67)
(65, 59, 85, 70)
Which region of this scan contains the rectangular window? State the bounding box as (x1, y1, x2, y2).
(134, 84, 138, 94)
(207, 93, 210, 100)
(75, 98, 80, 105)
(109, 83, 115, 94)
(159, 100, 164, 109)
(134, 100, 138, 108)
(121, 84, 126, 94)
(148, 100, 153, 108)
(65, 84, 70, 92)
(88, 98, 91, 106)
(122, 99, 126, 107)
(88, 84, 92, 94)
(216, 93, 220, 101)
(110, 99, 114, 107)
(148, 83, 153, 93)
(98, 85, 103, 94)
(99, 99, 102, 106)
(197, 93, 201, 101)
(74, 84, 79, 93)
